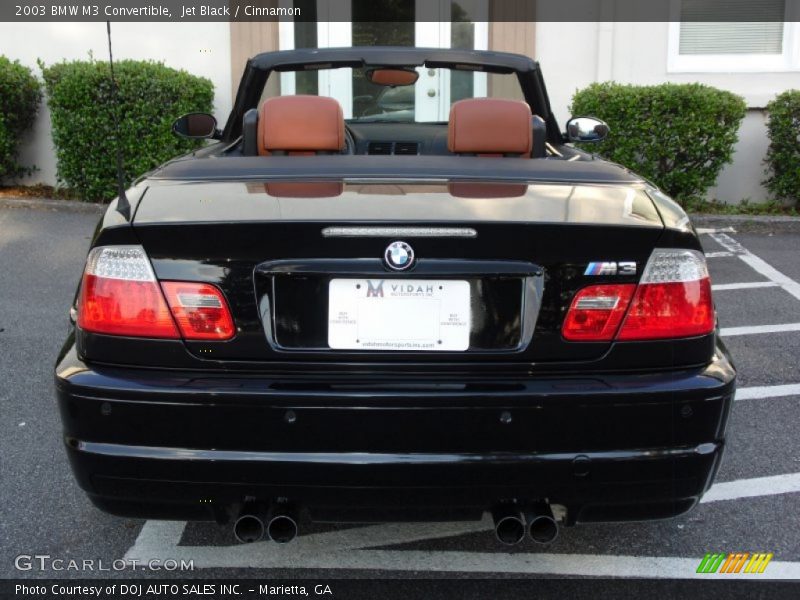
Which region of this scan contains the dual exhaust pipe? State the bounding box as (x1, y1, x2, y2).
(234, 501, 557, 546)
(492, 502, 559, 546)
(233, 504, 298, 544)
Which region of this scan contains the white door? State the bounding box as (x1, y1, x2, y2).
(279, 0, 488, 121)
(413, 5, 488, 122)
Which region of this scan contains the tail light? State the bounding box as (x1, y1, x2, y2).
(161, 282, 235, 340)
(563, 249, 715, 342)
(78, 246, 179, 338)
(617, 249, 714, 340)
(562, 284, 635, 341)
(77, 245, 234, 340)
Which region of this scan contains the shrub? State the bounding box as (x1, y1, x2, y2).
(41, 59, 213, 201)
(764, 90, 800, 206)
(570, 82, 746, 203)
(0, 56, 42, 182)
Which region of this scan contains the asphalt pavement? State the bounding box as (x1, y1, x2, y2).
(1, 199, 799, 587)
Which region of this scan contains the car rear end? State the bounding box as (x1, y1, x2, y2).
(55, 177, 735, 542)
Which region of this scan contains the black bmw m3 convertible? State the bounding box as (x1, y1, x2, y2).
(55, 47, 736, 546)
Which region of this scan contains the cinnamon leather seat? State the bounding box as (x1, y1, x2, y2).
(447, 98, 533, 157)
(258, 95, 345, 156)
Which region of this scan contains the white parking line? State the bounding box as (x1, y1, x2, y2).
(712, 282, 780, 291)
(737, 383, 800, 401)
(738, 254, 800, 302)
(700, 472, 800, 504)
(123, 517, 800, 578)
(707, 232, 748, 254)
(720, 323, 800, 337)
(170, 547, 800, 579)
(124, 470, 800, 575)
(710, 232, 800, 303)
(124, 520, 185, 555)
(697, 227, 736, 235)
(325, 550, 800, 579)
(705, 251, 733, 258)
(122, 525, 800, 578)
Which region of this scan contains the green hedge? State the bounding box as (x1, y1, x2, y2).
(0, 56, 42, 182)
(41, 59, 213, 201)
(764, 90, 800, 205)
(570, 82, 746, 203)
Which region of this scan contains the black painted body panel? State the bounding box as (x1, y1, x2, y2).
(56, 47, 736, 525)
(94, 181, 681, 368)
(146, 155, 643, 185)
(56, 340, 735, 523)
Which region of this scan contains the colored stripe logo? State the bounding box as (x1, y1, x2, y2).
(696, 552, 773, 574)
(585, 262, 617, 276)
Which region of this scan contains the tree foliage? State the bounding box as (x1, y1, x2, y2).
(571, 82, 747, 203)
(0, 56, 42, 182)
(41, 59, 213, 201)
(764, 90, 800, 206)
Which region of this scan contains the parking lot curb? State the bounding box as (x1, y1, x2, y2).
(0, 196, 105, 213)
(691, 213, 800, 234)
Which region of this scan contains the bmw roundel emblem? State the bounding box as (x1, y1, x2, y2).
(384, 241, 415, 271)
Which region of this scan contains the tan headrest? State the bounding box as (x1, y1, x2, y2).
(258, 95, 345, 156)
(448, 98, 533, 157)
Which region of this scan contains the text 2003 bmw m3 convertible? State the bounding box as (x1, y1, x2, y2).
(56, 47, 735, 546)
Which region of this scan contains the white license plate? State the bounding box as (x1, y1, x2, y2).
(328, 279, 471, 351)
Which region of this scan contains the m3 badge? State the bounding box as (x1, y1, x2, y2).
(584, 261, 637, 276)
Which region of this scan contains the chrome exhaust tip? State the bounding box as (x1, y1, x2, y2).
(491, 506, 526, 546)
(233, 513, 265, 544)
(527, 502, 559, 544)
(267, 513, 299, 544)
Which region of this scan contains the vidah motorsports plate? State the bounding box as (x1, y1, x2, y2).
(328, 279, 471, 351)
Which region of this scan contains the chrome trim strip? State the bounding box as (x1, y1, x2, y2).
(322, 226, 477, 238)
(519, 271, 545, 351)
(73, 439, 719, 463)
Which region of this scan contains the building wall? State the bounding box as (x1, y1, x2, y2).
(229, 21, 280, 100)
(535, 16, 796, 203)
(3, 16, 793, 203)
(2, 22, 232, 186)
(488, 21, 535, 100)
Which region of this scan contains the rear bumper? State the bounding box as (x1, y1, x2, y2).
(55, 342, 736, 524)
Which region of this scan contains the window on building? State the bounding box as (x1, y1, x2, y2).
(668, 0, 798, 72)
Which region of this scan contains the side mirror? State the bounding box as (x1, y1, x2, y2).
(172, 112, 218, 139)
(566, 117, 609, 143)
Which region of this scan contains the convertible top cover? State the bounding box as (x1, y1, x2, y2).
(150, 155, 644, 184)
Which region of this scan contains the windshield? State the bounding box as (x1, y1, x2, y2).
(267, 67, 524, 123)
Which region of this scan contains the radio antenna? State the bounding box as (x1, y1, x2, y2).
(106, 21, 130, 218)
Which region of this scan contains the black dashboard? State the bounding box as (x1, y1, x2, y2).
(346, 122, 450, 155)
